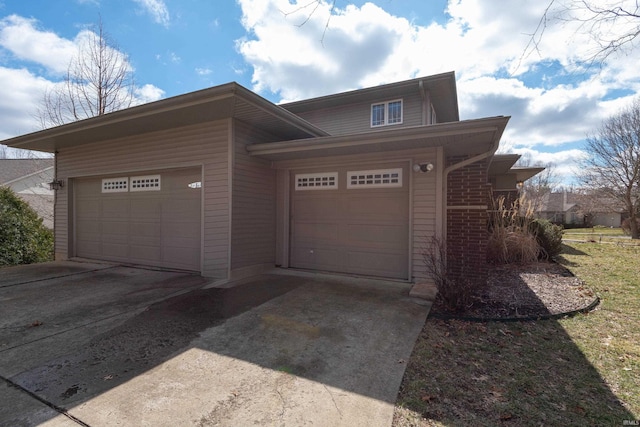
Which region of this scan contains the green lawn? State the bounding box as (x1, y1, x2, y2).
(394, 242, 640, 426)
(563, 227, 625, 236)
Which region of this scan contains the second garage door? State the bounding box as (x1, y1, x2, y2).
(74, 167, 202, 271)
(290, 164, 409, 279)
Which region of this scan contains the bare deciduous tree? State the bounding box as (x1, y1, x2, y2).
(37, 18, 135, 128)
(579, 97, 640, 238)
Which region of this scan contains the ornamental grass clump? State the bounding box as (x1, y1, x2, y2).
(487, 196, 540, 264)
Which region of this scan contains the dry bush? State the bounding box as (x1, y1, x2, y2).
(422, 237, 477, 312)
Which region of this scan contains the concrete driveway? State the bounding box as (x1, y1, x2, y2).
(0, 261, 430, 427)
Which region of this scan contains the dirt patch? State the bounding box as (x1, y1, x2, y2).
(430, 262, 598, 320)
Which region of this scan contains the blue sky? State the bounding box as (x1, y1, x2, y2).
(1, 0, 639, 185)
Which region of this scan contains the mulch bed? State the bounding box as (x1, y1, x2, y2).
(429, 261, 599, 321)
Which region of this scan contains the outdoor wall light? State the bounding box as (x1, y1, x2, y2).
(48, 179, 64, 191)
(413, 162, 434, 173)
(516, 180, 524, 191)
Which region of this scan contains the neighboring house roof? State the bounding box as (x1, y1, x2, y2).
(0, 158, 53, 185)
(538, 192, 626, 215)
(538, 192, 577, 213)
(0, 159, 54, 229)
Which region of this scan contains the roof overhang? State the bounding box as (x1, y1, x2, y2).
(511, 166, 546, 182)
(2, 83, 328, 153)
(489, 154, 545, 187)
(246, 116, 510, 161)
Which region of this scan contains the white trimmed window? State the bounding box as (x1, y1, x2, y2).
(295, 172, 338, 190)
(130, 175, 161, 192)
(371, 99, 403, 127)
(347, 169, 402, 189)
(102, 177, 128, 193)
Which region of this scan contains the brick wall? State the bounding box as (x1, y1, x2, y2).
(446, 156, 491, 286)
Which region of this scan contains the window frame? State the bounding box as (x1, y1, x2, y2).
(370, 99, 403, 128)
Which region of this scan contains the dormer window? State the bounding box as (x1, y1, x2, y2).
(371, 99, 403, 127)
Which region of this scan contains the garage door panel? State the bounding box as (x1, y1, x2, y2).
(74, 168, 201, 272)
(291, 247, 340, 270)
(163, 197, 200, 216)
(102, 242, 129, 258)
(294, 197, 341, 219)
(164, 246, 200, 268)
(130, 245, 161, 262)
(102, 199, 130, 218)
(101, 221, 129, 237)
(130, 224, 161, 247)
(130, 199, 162, 219)
(346, 224, 407, 248)
(76, 240, 100, 257)
(292, 222, 339, 243)
(347, 195, 408, 218)
(76, 199, 100, 217)
(163, 220, 200, 239)
(76, 219, 100, 235)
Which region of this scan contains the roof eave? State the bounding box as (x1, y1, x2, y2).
(247, 116, 510, 161)
(2, 82, 328, 153)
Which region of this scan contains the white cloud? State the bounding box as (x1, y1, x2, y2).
(234, 0, 639, 184)
(134, 84, 165, 104)
(132, 0, 170, 27)
(0, 66, 53, 139)
(195, 67, 213, 76)
(0, 15, 77, 74)
(169, 51, 180, 63)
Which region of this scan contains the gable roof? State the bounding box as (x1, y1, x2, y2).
(281, 72, 459, 123)
(0, 159, 54, 185)
(2, 83, 328, 153)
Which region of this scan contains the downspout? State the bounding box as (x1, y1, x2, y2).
(418, 80, 431, 125)
(441, 137, 500, 244)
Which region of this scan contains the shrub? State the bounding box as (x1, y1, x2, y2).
(422, 237, 477, 312)
(530, 219, 563, 260)
(0, 186, 54, 266)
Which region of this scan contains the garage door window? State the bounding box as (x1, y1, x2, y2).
(102, 177, 129, 193)
(130, 175, 161, 192)
(347, 168, 402, 189)
(295, 172, 338, 190)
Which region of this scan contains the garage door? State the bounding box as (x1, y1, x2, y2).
(75, 168, 201, 271)
(290, 164, 409, 279)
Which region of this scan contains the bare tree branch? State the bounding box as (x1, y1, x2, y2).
(281, 0, 337, 44)
(521, 0, 640, 70)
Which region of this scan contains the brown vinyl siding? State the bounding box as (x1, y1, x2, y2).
(411, 153, 438, 281)
(230, 120, 277, 272)
(290, 91, 424, 135)
(56, 120, 230, 278)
